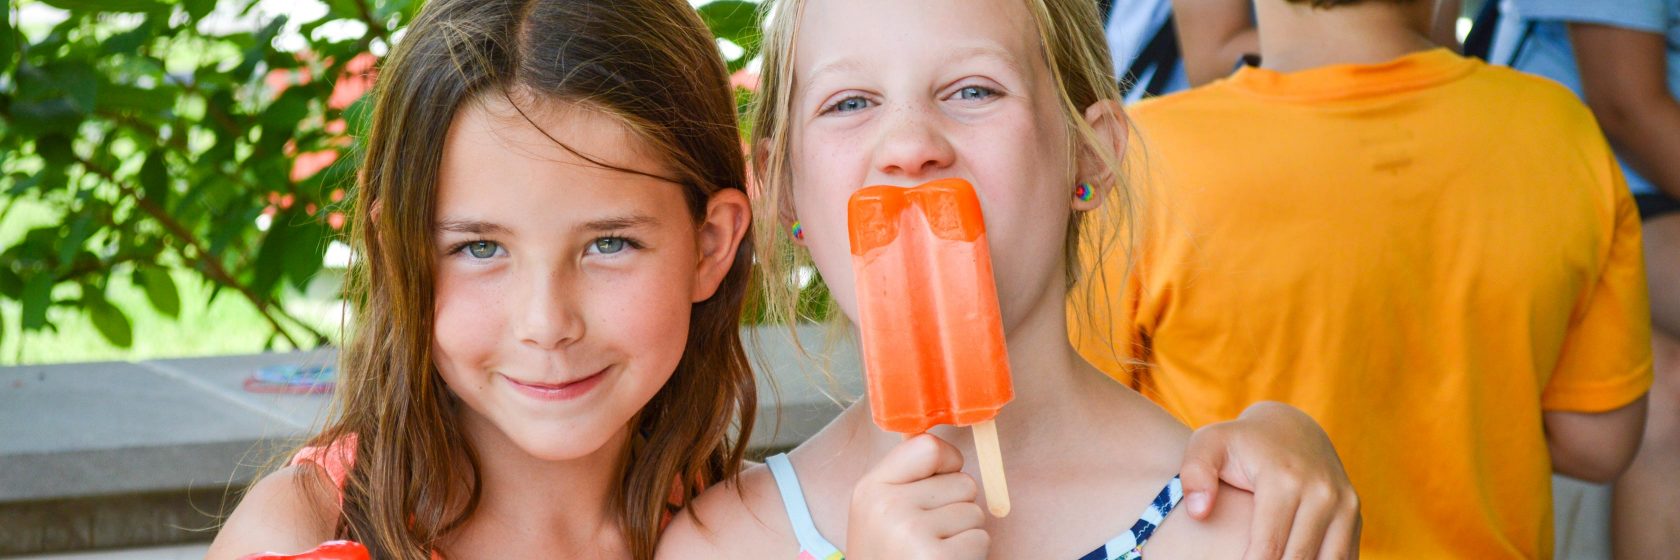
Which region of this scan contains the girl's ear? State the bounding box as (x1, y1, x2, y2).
(368, 199, 386, 251)
(692, 187, 752, 302)
(756, 138, 805, 247)
(1073, 99, 1129, 212)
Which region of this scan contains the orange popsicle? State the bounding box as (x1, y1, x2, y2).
(848, 177, 1013, 516)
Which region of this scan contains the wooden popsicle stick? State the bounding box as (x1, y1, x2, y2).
(972, 419, 1010, 517)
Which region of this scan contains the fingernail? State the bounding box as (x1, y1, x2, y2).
(1186, 492, 1209, 516)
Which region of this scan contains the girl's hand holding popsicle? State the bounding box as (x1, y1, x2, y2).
(846, 434, 988, 560)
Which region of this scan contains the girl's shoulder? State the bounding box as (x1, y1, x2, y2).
(655, 461, 803, 559)
(205, 463, 344, 559)
(1137, 482, 1254, 559)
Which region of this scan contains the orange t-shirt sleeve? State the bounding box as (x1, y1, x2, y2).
(1541, 168, 1654, 412)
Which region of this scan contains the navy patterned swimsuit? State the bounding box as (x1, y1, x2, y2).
(764, 453, 1185, 560)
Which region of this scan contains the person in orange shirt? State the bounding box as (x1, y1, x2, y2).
(1069, 0, 1653, 557)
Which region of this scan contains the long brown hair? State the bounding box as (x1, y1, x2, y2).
(319, 0, 755, 558)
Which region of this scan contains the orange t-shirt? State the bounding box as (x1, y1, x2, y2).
(1070, 49, 1652, 559)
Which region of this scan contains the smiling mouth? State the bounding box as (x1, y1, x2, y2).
(501, 368, 609, 401)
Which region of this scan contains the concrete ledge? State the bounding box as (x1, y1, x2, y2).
(0, 490, 228, 554)
(0, 325, 859, 555)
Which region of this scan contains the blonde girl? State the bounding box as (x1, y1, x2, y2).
(662, 0, 1359, 558)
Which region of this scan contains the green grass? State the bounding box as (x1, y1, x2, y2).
(0, 198, 342, 365)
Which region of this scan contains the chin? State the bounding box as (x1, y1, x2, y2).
(512, 422, 628, 462)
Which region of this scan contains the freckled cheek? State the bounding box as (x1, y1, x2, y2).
(591, 259, 697, 366)
(432, 267, 508, 370)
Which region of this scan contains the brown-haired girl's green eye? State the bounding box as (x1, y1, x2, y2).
(467, 241, 499, 259)
(592, 237, 628, 255)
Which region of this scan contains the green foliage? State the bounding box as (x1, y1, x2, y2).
(0, 0, 414, 350)
(699, 1, 762, 73)
(0, 0, 765, 354)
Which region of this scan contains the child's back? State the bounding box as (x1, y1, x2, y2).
(1074, 39, 1653, 560)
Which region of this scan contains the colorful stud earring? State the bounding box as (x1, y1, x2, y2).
(791, 220, 804, 241)
(1074, 181, 1095, 202)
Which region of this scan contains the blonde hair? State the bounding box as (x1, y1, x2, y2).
(748, 0, 1139, 344)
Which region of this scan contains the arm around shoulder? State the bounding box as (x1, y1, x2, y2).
(205, 464, 342, 560)
(1144, 483, 1257, 559)
(656, 465, 800, 560)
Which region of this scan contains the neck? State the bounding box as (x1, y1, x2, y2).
(452, 412, 629, 556)
(1254, 0, 1439, 73)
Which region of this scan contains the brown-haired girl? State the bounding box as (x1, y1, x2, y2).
(207, 0, 753, 558)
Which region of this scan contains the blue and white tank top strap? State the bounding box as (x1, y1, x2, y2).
(766, 453, 845, 560)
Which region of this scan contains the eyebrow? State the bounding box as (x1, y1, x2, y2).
(803, 44, 1025, 91)
(434, 214, 661, 236)
(940, 44, 1024, 76)
(436, 219, 509, 235)
(806, 57, 870, 86)
(577, 214, 659, 233)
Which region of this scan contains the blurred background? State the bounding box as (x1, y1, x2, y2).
(11, 0, 1649, 559)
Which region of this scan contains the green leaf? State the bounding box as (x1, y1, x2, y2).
(98, 82, 178, 114)
(251, 209, 297, 297)
(284, 220, 326, 291)
(37, 165, 70, 193)
(56, 214, 94, 275)
(0, 265, 23, 299)
(205, 90, 240, 137)
(39, 0, 167, 13)
(35, 134, 75, 167)
(134, 267, 181, 318)
(698, 1, 763, 72)
(41, 61, 100, 114)
(0, 2, 15, 74)
(234, 16, 288, 79)
(322, 0, 364, 18)
(101, 21, 154, 56)
(140, 150, 169, 204)
(256, 87, 313, 156)
(21, 274, 52, 331)
(7, 174, 40, 196)
(86, 297, 133, 348)
(184, 0, 215, 22)
(9, 98, 84, 135)
(375, 0, 420, 21)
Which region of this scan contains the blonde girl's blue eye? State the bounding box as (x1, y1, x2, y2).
(955, 85, 997, 101)
(825, 96, 873, 114)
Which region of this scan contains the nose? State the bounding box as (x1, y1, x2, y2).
(873, 103, 955, 179)
(514, 263, 585, 351)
